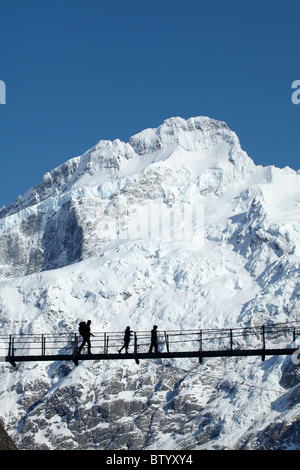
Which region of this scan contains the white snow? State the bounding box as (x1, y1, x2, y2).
(0, 116, 300, 450)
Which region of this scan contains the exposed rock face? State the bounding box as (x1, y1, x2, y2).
(0, 421, 18, 450)
(41, 200, 84, 272)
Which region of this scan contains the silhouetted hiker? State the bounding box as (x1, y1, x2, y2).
(118, 326, 133, 354)
(78, 320, 94, 355)
(149, 325, 158, 353)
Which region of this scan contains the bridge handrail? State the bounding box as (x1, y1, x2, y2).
(1, 319, 298, 337)
(1, 321, 299, 340)
(0, 320, 299, 359)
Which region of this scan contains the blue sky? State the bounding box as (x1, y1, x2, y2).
(0, 0, 299, 207)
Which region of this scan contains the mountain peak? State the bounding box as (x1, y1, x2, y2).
(129, 115, 236, 155)
(0, 115, 259, 278)
(0, 116, 255, 221)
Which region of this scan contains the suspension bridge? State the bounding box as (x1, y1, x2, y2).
(0, 321, 299, 367)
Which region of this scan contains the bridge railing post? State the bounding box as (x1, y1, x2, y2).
(293, 327, 296, 348)
(8, 335, 11, 358)
(8, 335, 16, 367)
(164, 331, 169, 353)
(261, 325, 266, 361)
(104, 333, 107, 354)
(199, 330, 203, 363)
(41, 335, 46, 356)
(73, 334, 79, 365)
(134, 333, 139, 364)
(8, 335, 12, 358)
(230, 329, 233, 350)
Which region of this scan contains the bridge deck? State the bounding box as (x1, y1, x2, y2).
(0, 322, 299, 367)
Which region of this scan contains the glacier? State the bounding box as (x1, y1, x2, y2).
(0, 116, 300, 449)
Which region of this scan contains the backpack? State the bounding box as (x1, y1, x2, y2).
(79, 321, 86, 336)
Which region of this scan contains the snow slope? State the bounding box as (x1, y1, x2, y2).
(0, 116, 300, 449)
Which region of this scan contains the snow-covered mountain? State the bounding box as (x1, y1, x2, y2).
(0, 116, 300, 450)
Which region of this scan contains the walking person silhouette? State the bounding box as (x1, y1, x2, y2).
(78, 320, 94, 355)
(118, 326, 133, 354)
(149, 325, 158, 353)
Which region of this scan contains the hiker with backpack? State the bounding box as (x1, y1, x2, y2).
(78, 320, 94, 355)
